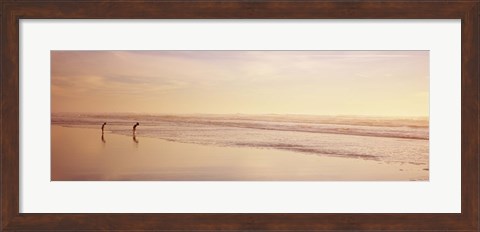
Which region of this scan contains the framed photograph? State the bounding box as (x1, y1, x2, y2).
(1, 1, 478, 231)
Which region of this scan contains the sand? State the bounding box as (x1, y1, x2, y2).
(51, 125, 428, 181)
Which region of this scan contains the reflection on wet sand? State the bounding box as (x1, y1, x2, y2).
(51, 125, 429, 181)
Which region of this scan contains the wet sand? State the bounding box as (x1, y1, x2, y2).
(51, 126, 428, 181)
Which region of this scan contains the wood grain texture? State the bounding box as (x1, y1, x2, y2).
(1, 0, 479, 231)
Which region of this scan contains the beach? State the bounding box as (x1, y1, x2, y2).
(51, 115, 429, 181)
(50, 51, 430, 181)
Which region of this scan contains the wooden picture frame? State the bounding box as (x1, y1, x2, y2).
(1, 1, 478, 231)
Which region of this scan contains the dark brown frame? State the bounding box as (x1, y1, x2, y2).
(1, 0, 478, 231)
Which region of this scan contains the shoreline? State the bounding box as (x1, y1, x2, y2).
(52, 123, 428, 166)
(51, 125, 428, 181)
(51, 113, 429, 141)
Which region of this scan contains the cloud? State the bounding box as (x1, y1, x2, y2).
(51, 50, 429, 116)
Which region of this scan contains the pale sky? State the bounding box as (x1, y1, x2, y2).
(51, 51, 429, 116)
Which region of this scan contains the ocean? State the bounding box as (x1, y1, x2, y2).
(52, 113, 429, 166)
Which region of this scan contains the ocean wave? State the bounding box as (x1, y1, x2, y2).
(52, 113, 429, 165)
(52, 113, 428, 140)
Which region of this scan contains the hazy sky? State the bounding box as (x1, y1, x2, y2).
(51, 51, 429, 116)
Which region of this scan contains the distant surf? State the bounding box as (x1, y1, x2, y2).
(52, 113, 429, 165)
